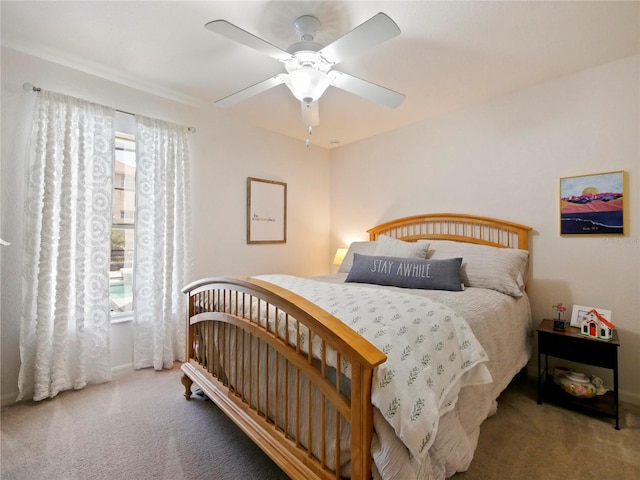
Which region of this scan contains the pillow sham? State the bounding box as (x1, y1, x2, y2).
(427, 240, 529, 297)
(337, 241, 377, 273)
(373, 234, 430, 259)
(345, 254, 464, 291)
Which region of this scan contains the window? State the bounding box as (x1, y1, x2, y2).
(110, 133, 136, 319)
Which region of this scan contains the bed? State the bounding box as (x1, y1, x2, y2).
(180, 213, 533, 480)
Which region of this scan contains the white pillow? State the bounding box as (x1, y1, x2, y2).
(374, 234, 430, 259)
(337, 241, 377, 273)
(428, 240, 529, 297)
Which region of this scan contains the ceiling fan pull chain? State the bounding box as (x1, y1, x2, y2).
(305, 125, 313, 148)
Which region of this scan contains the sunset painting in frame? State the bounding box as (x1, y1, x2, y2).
(560, 171, 625, 235)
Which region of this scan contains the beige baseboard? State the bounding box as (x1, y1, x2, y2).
(1, 391, 18, 407)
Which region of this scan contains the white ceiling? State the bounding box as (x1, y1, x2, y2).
(2, 1, 639, 148)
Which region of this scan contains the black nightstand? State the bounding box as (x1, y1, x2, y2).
(537, 318, 620, 429)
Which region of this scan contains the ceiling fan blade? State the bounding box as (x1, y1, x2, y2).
(328, 71, 405, 108)
(205, 20, 293, 62)
(301, 101, 320, 127)
(215, 75, 285, 107)
(318, 12, 400, 65)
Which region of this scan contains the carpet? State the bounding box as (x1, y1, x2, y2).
(2, 366, 638, 480)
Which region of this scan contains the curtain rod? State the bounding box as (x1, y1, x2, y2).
(22, 83, 196, 133)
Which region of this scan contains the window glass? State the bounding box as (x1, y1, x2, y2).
(110, 133, 136, 316)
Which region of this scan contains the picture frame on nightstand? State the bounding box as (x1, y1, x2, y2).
(570, 304, 612, 327)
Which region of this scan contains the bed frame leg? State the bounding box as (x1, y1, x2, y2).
(181, 374, 193, 400)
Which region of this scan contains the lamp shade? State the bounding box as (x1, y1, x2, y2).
(333, 248, 348, 266)
(283, 69, 331, 104)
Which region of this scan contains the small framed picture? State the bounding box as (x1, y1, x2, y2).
(570, 304, 612, 327)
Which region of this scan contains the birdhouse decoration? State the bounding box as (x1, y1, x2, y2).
(580, 309, 615, 340)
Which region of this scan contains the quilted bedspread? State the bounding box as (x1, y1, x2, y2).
(255, 274, 492, 459)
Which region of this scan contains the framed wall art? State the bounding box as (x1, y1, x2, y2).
(247, 177, 287, 244)
(560, 171, 626, 235)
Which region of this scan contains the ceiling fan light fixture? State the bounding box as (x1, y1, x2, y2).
(283, 69, 331, 104)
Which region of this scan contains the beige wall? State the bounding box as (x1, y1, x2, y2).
(329, 55, 640, 404)
(0, 48, 332, 405)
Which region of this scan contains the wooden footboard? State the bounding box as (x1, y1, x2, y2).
(181, 276, 387, 480)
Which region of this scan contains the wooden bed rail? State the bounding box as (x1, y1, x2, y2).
(368, 213, 531, 250)
(181, 276, 387, 480)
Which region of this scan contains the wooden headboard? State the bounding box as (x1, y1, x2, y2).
(367, 213, 531, 250)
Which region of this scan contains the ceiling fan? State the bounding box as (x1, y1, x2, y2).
(205, 12, 405, 134)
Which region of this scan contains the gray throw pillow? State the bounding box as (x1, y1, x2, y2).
(345, 254, 464, 291)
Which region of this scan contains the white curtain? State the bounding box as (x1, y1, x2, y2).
(133, 115, 191, 370)
(18, 91, 115, 401)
